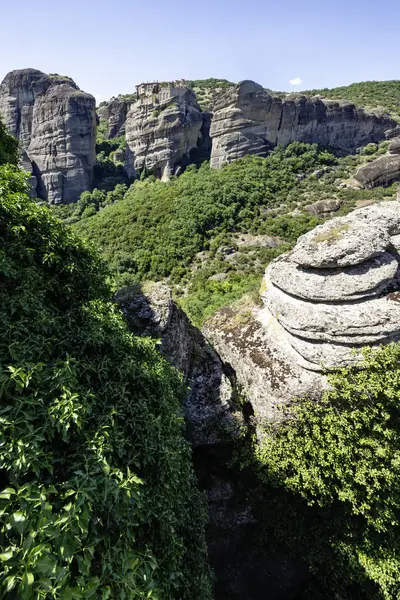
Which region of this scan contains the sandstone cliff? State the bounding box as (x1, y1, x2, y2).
(124, 85, 204, 180)
(97, 96, 131, 139)
(0, 68, 96, 204)
(210, 80, 396, 168)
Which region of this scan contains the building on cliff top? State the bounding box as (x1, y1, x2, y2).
(136, 80, 188, 99)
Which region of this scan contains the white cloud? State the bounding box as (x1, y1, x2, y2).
(289, 77, 302, 86)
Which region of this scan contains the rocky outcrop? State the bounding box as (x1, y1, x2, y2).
(210, 80, 396, 168)
(97, 96, 131, 138)
(304, 197, 343, 216)
(354, 135, 400, 188)
(115, 282, 240, 446)
(205, 201, 400, 427)
(263, 201, 400, 372)
(0, 68, 96, 204)
(124, 85, 204, 180)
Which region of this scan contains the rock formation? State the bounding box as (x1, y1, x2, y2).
(124, 84, 204, 180)
(354, 132, 400, 188)
(97, 96, 131, 138)
(115, 282, 240, 446)
(210, 80, 396, 168)
(205, 201, 400, 425)
(0, 68, 96, 203)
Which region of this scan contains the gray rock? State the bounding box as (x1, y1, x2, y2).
(115, 282, 240, 446)
(28, 85, 96, 204)
(385, 126, 400, 140)
(0, 69, 95, 204)
(124, 84, 203, 181)
(260, 202, 400, 370)
(304, 198, 343, 216)
(289, 215, 390, 268)
(97, 96, 130, 139)
(268, 251, 398, 301)
(203, 303, 327, 425)
(352, 200, 400, 235)
(354, 152, 400, 188)
(234, 233, 281, 247)
(208, 273, 228, 281)
(263, 273, 400, 346)
(389, 137, 400, 155)
(210, 80, 395, 169)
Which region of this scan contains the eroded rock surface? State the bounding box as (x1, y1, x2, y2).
(115, 282, 240, 446)
(124, 85, 204, 180)
(210, 80, 395, 168)
(97, 96, 131, 138)
(262, 201, 400, 371)
(0, 68, 96, 203)
(202, 201, 400, 439)
(354, 136, 400, 188)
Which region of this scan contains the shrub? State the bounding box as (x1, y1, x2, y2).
(257, 344, 400, 598)
(0, 164, 211, 599)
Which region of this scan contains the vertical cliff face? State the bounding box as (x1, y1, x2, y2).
(28, 86, 96, 204)
(210, 80, 396, 168)
(0, 69, 96, 204)
(97, 97, 131, 139)
(124, 86, 204, 181)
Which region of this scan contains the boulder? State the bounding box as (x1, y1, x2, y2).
(261, 201, 400, 371)
(304, 198, 343, 216)
(210, 80, 396, 169)
(389, 137, 400, 155)
(354, 151, 400, 188)
(202, 201, 400, 434)
(268, 251, 398, 301)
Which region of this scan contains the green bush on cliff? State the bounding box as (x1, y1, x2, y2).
(0, 118, 19, 165)
(257, 343, 400, 599)
(0, 137, 211, 598)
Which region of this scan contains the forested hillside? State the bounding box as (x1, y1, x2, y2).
(73, 141, 397, 324)
(302, 80, 400, 121)
(0, 122, 210, 599)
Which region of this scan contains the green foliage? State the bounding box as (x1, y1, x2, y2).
(302, 80, 400, 122)
(0, 118, 19, 166)
(189, 78, 235, 89)
(50, 185, 128, 223)
(96, 136, 125, 157)
(74, 143, 334, 279)
(0, 165, 211, 599)
(257, 343, 400, 598)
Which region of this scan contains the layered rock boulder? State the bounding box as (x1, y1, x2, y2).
(210, 80, 396, 168)
(124, 85, 204, 181)
(354, 134, 400, 188)
(262, 201, 400, 371)
(205, 201, 400, 425)
(0, 68, 96, 203)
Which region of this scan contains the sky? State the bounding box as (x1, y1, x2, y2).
(1, 0, 399, 104)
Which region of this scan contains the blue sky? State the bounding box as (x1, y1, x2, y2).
(2, 0, 399, 103)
